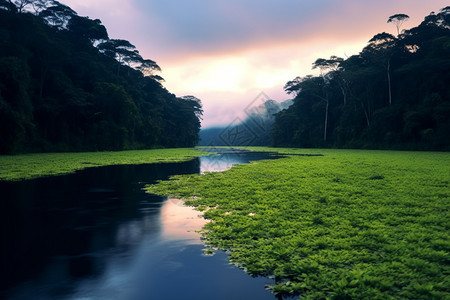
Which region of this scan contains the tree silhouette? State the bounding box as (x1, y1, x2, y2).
(273, 8, 449, 150)
(364, 32, 397, 105)
(0, 4, 204, 153)
(39, 1, 76, 28)
(137, 59, 161, 78)
(387, 14, 409, 36)
(68, 15, 108, 42)
(97, 39, 143, 75)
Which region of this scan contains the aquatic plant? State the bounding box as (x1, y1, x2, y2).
(146, 147, 450, 299)
(0, 148, 207, 181)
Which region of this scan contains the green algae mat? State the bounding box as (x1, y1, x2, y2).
(146, 148, 450, 299)
(0, 148, 206, 181)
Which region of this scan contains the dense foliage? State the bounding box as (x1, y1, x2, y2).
(147, 147, 450, 299)
(0, 0, 202, 154)
(273, 7, 450, 150)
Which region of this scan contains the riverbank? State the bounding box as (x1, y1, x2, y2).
(146, 147, 450, 299)
(1, 148, 283, 300)
(0, 148, 207, 181)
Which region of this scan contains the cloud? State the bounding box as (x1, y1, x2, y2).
(59, 0, 446, 128)
(61, 0, 446, 65)
(164, 39, 367, 128)
(162, 39, 365, 88)
(61, 0, 446, 61)
(132, 0, 444, 60)
(61, 0, 144, 41)
(133, 0, 347, 59)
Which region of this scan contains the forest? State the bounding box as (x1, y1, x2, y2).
(1, 2, 449, 153)
(0, 0, 203, 154)
(272, 7, 450, 150)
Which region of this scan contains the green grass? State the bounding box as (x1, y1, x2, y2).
(0, 148, 207, 181)
(146, 147, 450, 299)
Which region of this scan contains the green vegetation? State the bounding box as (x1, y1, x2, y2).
(273, 7, 450, 150)
(0, 1, 202, 154)
(198, 7, 450, 151)
(146, 147, 450, 299)
(273, 7, 450, 151)
(0, 148, 206, 181)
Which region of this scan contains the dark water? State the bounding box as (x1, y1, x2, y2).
(1, 149, 290, 300)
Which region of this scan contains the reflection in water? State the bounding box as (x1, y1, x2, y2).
(200, 148, 281, 173)
(1, 149, 287, 300)
(1, 160, 199, 299)
(160, 199, 206, 242)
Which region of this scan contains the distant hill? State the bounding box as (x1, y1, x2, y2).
(199, 99, 292, 146)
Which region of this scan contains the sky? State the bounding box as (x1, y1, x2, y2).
(61, 0, 445, 128)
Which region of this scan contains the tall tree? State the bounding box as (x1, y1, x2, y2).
(284, 75, 331, 142)
(5, 0, 32, 12)
(3, 0, 51, 13)
(364, 32, 397, 105)
(137, 59, 161, 78)
(387, 14, 410, 36)
(39, 1, 75, 28)
(68, 15, 108, 42)
(0, 4, 204, 153)
(97, 39, 143, 76)
(284, 75, 310, 96)
(313, 56, 347, 105)
(273, 8, 450, 150)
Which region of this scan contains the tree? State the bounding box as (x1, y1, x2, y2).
(312, 56, 343, 74)
(420, 7, 449, 29)
(97, 39, 144, 75)
(39, 1, 76, 28)
(0, 0, 18, 11)
(0, 56, 33, 153)
(177, 96, 203, 146)
(284, 75, 311, 96)
(272, 7, 450, 150)
(0, 5, 204, 153)
(3, 0, 50, 13)
(340, 57, 372, 127)
(387, 14, 409, 36)
(68, 15, 108, 42)
(181, 95, 203, 119)
(364, 32, 397, 105)
(137, 59, 162, 78)
(285, 76, 331, 143)
(29, 0, 54, 14)
(312, 56, 347, 105)
(5, 0, 32, 12)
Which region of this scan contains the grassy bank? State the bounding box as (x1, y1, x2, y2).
(0, 148, 207, 181)
(146, 147, 450, 299)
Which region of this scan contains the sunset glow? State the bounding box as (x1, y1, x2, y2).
(62, 0, 446, 127)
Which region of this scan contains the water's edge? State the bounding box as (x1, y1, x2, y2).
(1, 149, 288, 300)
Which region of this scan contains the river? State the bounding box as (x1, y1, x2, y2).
(1, 149, 292, 300)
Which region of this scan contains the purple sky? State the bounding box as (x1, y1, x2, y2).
(61, 0, 445, 128)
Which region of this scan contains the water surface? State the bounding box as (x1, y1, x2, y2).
(1, 149, 288, 300)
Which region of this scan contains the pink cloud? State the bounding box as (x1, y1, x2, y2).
(59, 0, 446, 128)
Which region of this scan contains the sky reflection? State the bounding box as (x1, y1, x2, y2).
(3, 152, 286, 300)
(160, 198, 206, 243)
